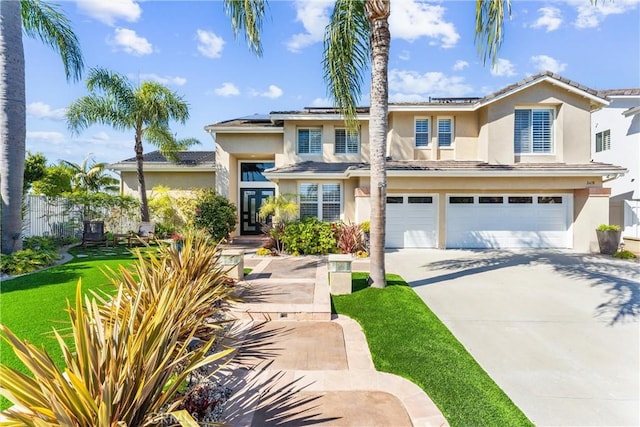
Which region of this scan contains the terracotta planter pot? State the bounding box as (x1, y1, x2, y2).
(596, 230, 621, 255)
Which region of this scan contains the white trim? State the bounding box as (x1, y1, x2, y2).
(390, 104, 474, 112)
(109, 163, 215, 172)
(346, 168, 626, 178)
(271, 113, 370, 121)
(205, 126, 283, 134)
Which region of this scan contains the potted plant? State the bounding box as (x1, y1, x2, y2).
(596, 224, 622, 255)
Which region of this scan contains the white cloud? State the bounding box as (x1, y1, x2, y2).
(135, 73, 187, 86)
(251, 85, 284, 99)
(569, 0, 639, 29)
(27, 102, 66, 120)
(89, 132, 111, 143)
(530, 55, 567, 73)
(196, 29, 225, 58)
(398, 50, 411, 61)
(389, 0, 459, 48)
(214, 82, 240, 97)
(286, 0, 333, 52)
(26, 131, 65, 144)
(453, 60, 469, 71)
(490, 59, 517, 77)
(109, 28, 153, 55)
(310, 97, 332, 107)
(75, 0, 141, 26)
(388, 69, 473, 99)
(530, 7, 563, 32)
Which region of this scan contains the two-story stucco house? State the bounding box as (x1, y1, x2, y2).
(206, 71, 626, 253)
(591, 89, 640, 240)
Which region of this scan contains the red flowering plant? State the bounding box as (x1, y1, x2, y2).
(171, 233, 185, 242)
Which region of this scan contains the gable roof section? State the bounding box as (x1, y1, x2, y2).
(264, 160, 626, 179)
(109, 151, 215, 172)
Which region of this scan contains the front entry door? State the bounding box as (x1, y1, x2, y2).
(240, 188, 275, 235)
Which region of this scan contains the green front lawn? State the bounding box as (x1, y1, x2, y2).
(332, 273, 533, 427)
(0, 244, 139, 410)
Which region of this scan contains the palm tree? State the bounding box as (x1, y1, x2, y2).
(224, 0, 509, 287)
(67, 68, 200, 221)
(60, 154, 119, 193)
(0, 0, 84, 254)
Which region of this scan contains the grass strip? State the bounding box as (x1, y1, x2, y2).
(332, 272, 533, 427)
(0, 244, 138, 410)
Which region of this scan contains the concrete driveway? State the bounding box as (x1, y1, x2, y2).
(384, 249, 639, 427)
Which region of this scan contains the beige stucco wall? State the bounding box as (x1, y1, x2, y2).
(480, 82, 593, 164)
(573, 188, 611, 252)
(280, 120, 370, 165)
(387, 111, 480, 161)
(120, 171, 215, 197)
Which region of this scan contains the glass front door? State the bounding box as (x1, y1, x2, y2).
(240, 188, 275, 235)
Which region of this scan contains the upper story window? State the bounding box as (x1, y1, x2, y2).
(240, 162, 275, 182)
(415, 118, 430, 147)
(299, 183, 341, 222)
(335, 128, 360, 154)
(595, 129, 611, 152)
(298, 128, 322, 154)
(437, 117, 453, 147)
(514, 108, 554, 154)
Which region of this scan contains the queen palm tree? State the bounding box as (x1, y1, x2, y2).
(60, 154, 119, 193)
(225, 0, 509, 287)
(0, 0, 84, 254)
(67, 68, 200, 222)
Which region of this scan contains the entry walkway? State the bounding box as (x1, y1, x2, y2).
(220, 255, 447, 426)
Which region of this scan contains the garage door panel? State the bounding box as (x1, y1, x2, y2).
(386, 195, 437, 248)
(446, 194, 571, 249)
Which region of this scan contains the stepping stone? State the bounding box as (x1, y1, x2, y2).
(76, 254, 88, 258)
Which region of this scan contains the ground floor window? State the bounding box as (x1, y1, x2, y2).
(299, 183, 341, 222)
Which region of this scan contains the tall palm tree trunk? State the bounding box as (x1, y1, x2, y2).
(0, 0, 26, 254)
(134, 133, 150, 221)
(366, 0, 390, 288)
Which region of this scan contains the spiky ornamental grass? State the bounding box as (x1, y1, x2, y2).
(0, 233, 236, 426)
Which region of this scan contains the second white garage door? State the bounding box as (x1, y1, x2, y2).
(446, 194, 572, 249)
(386, 194, 438, 248)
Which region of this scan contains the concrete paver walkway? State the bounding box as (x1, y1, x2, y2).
(221, 255, 447, 427)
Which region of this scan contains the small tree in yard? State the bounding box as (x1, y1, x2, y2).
(193, 190, 237, 243)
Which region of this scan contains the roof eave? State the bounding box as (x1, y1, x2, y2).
(476, 76, 609, 110)
(109, 163, 216, 172)
(348, 168, 627, 178)
(205, 126, 284, 134)
(269, 113, 370, 121)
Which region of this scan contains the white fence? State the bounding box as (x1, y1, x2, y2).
(23, 195, 138, 238)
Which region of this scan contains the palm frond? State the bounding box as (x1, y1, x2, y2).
(323, 0, 370, 130)
(474, 0, 511, 66)
(66, 94, 130, 133)
(138, 81, 190, 126)
(223, 0, 267, 56)
(21, 0, 84, 81)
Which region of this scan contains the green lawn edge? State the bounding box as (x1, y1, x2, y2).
(332, 272, 533, 427)
(0, 245, 139, 410)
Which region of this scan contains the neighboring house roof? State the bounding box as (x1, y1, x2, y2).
(264, 160, 627, 179)
(109, 151, 216, 172)
(597, 88, 640, 97)
(623, 105, 640, 117)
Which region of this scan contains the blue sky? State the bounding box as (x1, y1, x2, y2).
(24, 0, 640, 166)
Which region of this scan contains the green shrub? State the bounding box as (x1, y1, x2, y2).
(193, 190, 237, 243)
(613, 249, 637, 259)
(359, 221, 370, 233)
(596, 224, 621, 232)
(281, 217, 337, 255)
(22, 236, 57, 251)
(0, 249, 59, 275)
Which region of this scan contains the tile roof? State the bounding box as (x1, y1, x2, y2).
(265, 160, 626, 176)
(118, 150, 215, 164)
(597, 88, 640, 97)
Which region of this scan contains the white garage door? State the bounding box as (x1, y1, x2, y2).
(446, 194, 572, 249)
(386, 195, 438, 248)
